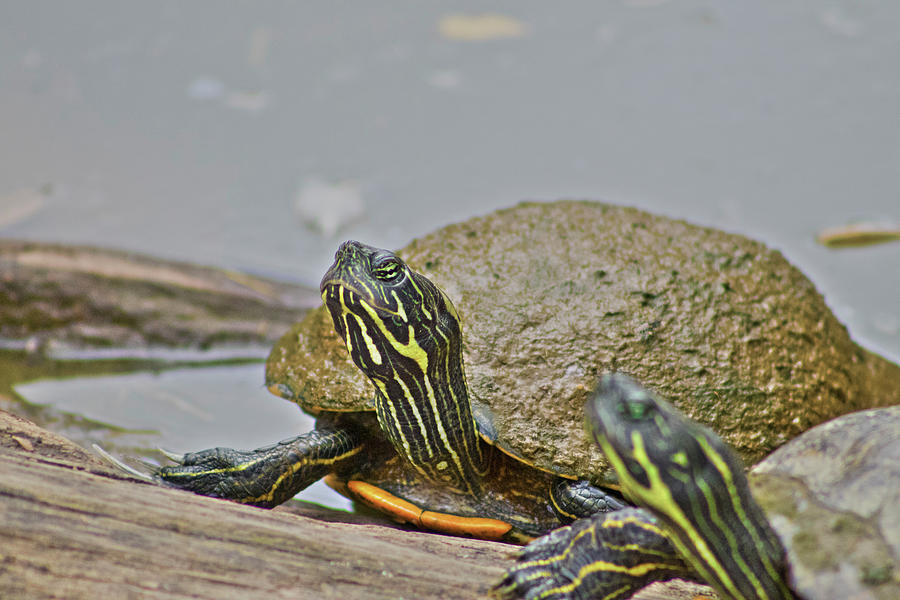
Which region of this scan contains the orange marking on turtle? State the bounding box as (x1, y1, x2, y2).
(346, 480, 513, 541)
(323, 473, 350, 497)
(347, 480, 423, 524)
(418, 510, 513, 540)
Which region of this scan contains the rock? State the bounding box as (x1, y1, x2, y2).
(751, 406, 900, 600)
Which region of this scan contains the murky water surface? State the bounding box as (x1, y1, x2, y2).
(1, 3, 897, 510)
(14, 364, 351, 509)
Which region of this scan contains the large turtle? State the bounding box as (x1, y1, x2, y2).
(495, 374, 900, 600)
(155, 201, 899, 543)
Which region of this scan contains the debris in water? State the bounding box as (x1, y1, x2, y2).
(438, 14, 528, 41)
(816, 222, 900, 248)
(426, 69, 462, 89)
(820, 8, 863, 38)
(186, 77, 225, 101)
(247, 26, 272, 69)
(224, 90, 270, 114)
(294, 178, 365, 237)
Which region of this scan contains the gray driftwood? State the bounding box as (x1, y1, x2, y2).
(0, 410, 705, 599)
(0, 239, 319, 352)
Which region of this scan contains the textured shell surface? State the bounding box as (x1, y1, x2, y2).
(266, 200, 900, 480)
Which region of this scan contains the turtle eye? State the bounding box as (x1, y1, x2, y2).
(373, 258, 403, 282)
(619, 398, 653, 421)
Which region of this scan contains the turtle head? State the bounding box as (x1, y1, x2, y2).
(319, 240, 460, 380)
(320, 241, 412, 314)
(586, 373, 720, 492)
(320, 241, 485, 492)
(587, 373, 790, 600)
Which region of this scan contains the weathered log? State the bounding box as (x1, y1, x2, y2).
(0, 409, 511, 599)
(0, 239, 319, 353)
(0, 410, 707, 599)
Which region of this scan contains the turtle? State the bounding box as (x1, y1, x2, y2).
(493, 374, 900, 600)
(156, 239, 628, 541)
(153, 201, 900, 543)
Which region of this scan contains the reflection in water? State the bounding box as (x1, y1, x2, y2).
(10, 358, 352, 511)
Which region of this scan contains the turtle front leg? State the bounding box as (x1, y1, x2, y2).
(157, 426, 364, 508)
(492, 507, 693, 600)
(549, 478, 627, 520)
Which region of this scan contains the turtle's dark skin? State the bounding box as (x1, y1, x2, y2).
(494, 373, 793, 600)
(157, 241, 625, 541)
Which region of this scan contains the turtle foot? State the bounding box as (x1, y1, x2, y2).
(492, 508, 690, 600)
(155, 427, 364, 508)
(550, 478, 626, 521)
(156, 445, 271, 500)
(94, 443, 272, 503)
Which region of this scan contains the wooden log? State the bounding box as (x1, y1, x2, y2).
(0, 239, 319, 353)
(0, 410, 708, 599)
(0, 410, 512, 599)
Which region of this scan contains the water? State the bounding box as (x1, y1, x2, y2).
(14, 364, 351, 510)
(1, 2, 897, 509)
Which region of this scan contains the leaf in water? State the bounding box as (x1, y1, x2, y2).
(294, 177, 365, 238)
(816, 223, 900, 248)
(438, 13, 528, 42)
(224, 90, 270, 114)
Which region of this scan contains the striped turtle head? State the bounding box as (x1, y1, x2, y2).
(586, 373, 791, 600)
(319, 240, 459, 380)
(586, 373, 727, 495)
(320, 241, 485, 493)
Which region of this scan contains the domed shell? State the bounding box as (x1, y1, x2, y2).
(266, 201, 900, 481)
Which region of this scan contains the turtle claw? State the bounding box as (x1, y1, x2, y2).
(92, 444, 156, 482)
(491, 521, 591, 600)
(157, 447, 185, 463)
(492, 508, 690, 600)
(492, 577, 554, 600)
(492, 568, 559, 600)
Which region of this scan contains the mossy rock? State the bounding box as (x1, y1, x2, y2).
(267, 200, 900, 483)
(751, 406, 900, 599)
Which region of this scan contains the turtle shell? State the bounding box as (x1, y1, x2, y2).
(266, 200, 900, 482)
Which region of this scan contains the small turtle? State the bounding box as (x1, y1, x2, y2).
(152, 201, 898, 543)
(495, 373, 792, 599)
(494, 374, 899, 600)
(157, 239, 628, 541)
